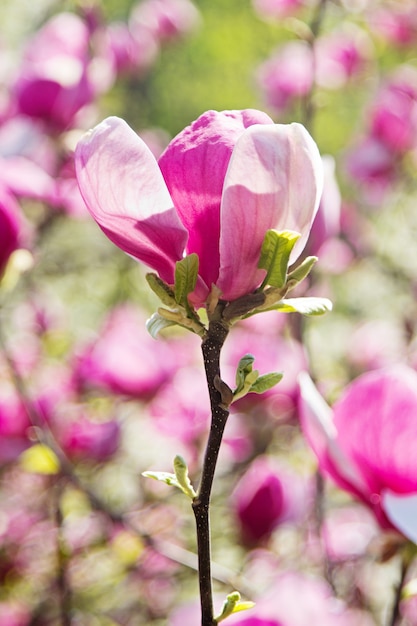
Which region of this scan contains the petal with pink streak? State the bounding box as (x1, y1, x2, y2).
(75, 116, 188, 284)
(158, 109, 274, 290)
(333, 366, 417, 496)
(298, 372, 369, 498)
(382, 491, 417, 544)
(217, 123, 323, 301)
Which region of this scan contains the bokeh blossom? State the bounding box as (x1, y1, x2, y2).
(12, 13, 101, 131)
(75, 110, 323, 307)
(231, 455, 311, 545)
(0, 186, 22, 277)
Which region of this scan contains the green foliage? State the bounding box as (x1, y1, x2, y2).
(258, 229, 301, 289)
(174, 253, 199, 308)
(215, 591, 255, 623)
(142, 454, 196, 499)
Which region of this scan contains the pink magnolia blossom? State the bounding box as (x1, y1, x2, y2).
(0, 603, 30, 626)
(252, 0, 305, 20)
(75, 110, 323, 307)
(61, 417, 120, 462)
(369, 67, 417, 155)
(231, 455, 312, 545)
(0, 185, 21, 276)
(315, 26, 373, 89)
(0, 387, 31, 463)
(344, 136, 397, 203)
(321, 505, 379, 561)
(299, 366, 417, 543)
(75, 305, 180, 398)
(308, 156, 341, 255)
(257, 42, 314, 114)
(103, 21, 158, 75)
(370, 4, 417, 48)
(12, 13, 103, 131)
(130, 0, 200, 42)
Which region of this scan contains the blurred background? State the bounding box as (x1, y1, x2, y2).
(1, 0, 417, 625)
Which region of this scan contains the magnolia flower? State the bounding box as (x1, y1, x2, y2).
(299, 366, 417, 543)
(231, 455, 311, 545)
(75, 110, 323, 308)
(75, 305, 179, 397)
(257, 43, 314, 114)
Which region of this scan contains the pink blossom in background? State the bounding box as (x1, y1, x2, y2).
(315, 25, 373, 89)
(308, 156, 341, 255)
(347, 319, 407, 372)
(321, 505, 379, 562)
(252, 0, 305, 20)
(148, 364, 210, 447)
(130, 0, 200, 42)
(231, 455, 312, 545)
(75, 111, 323, 307)
(308, 156, 356, 274)
(75, 305, 180, 398)
(0, 186, 21, 276)
(61, 416, 120, 462)
(369, 66, 417, 155)
(344, 136, 397, 204)
(299, 366, 417, 543)
(257, 42, 314, 114)
(0, 387, 31, 463)
(0, 602, 30, 626)
(12, 12, 104, 131)
(370, 3, 417, 48)
(103, 20, 158, 75)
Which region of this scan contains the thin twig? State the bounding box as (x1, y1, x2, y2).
(192, 311, 230, 626)
(302, 0, 328, 133)
(388, 552, 410, 626)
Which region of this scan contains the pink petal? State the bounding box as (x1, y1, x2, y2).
(217, 123, 323, 301)
(158, 109, 274, 291)
(75, 116, 188, 284)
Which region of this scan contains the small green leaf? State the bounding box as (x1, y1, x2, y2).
(286, 256, 318, 291)
(249, 371, 283, 394)
(233, 369, 259, 402)
(174, 253, 199, 307)
(145, 273, 177, 307)
(235, 354, 255, 392)
(142, 470, 180, 487)
(274, 297, 333, 316)
(143, 456, 196, 500)
(230, 601, 256, 614)
(173, 455, 196, 499)
(258, 229, 301, 289)
(215, 591, 255, 623)
(146, 312, 176, 338)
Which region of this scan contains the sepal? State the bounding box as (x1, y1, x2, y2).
(146, 273, 177, 308)
(286, 256, 318, 291)
(233, 354, 282, 403)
